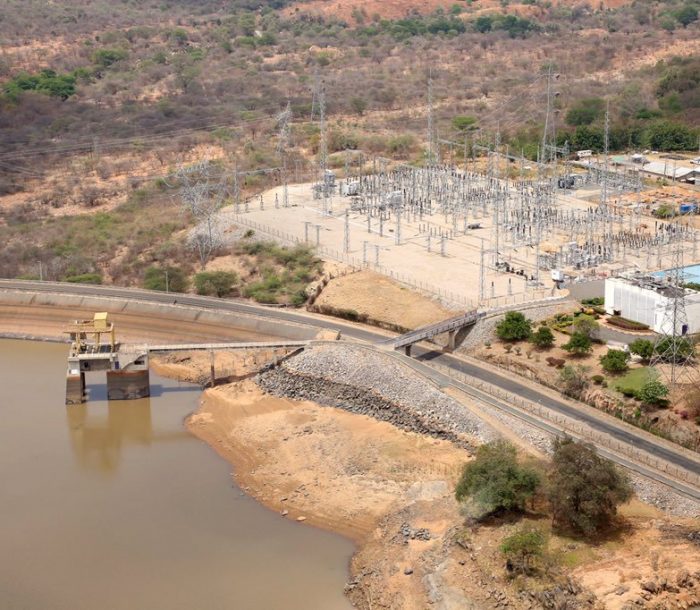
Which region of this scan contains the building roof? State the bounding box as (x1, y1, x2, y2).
(608, 274, 700, 303)
(641, 162, 696, 179)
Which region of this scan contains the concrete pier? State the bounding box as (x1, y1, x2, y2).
(106, 369, 150, 400)
(65, 373, 86, 405)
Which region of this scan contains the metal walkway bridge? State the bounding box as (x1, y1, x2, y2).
(380, 310, 482, 355)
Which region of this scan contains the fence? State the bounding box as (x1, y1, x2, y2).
(427, 361, 700, 490)
(230, 213, 560, 311)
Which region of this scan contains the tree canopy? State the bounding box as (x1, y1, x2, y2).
(495, 311, 532, 342)
(500, 527, 547, 575)
(565, 98, 605, 126)
(629, 339, 654, 361)
(599, 348, 630, 374)
(455, 440, 541, 518)
(530, 325, 555, 349)
(562, 331, 592, 356)
(548, 437, 632, 536)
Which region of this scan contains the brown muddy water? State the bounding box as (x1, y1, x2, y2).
(0, 339, 354, 610)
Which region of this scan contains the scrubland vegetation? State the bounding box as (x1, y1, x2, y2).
(0, 0, 698, 296)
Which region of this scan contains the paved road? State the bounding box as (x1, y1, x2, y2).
(399, 353, 700, 501)
(413, 349, 700, 477)
(2, 279, 699, 489)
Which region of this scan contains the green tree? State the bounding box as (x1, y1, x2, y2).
(530, 325, 555, 349)
(143, 266, 188, 293)
(644, 121, 696, 151)
(559, 364, 589, 397)
(654, 336, 696, 362)
(473, 15, 494, 32)
(452, 115, 477, 132)
(455, 440, 540, 519)
(168, 28, 189, 45)
(239, 12, 257, 36)
(92, 48, 128, 68)
(637, 378, 669, 405)
(350, 96, 368, 116)
(573, 313, 599, 339)
(565, 98, 605, 126)
(629, 339, 654, 362)
(571, 125, 604, 151)
(673, 4, 698, 26)
(500, 527, 547, 575)
(548, 437, 632, 537)
(495, 311, 532, 342)
(562, 331, 592, 356)
(599, 349, 630, 374)
(194, 271, 238, 297)
(3, 69, 77, 100)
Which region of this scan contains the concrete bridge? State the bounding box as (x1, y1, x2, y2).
(380, 310, 483, 355)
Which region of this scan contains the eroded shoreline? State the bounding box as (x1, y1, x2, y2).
(153, 345, 700, 610)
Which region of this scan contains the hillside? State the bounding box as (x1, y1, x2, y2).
(0, 0, 698, 284)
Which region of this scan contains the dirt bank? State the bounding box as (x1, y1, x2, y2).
(153, 346, 700, 609)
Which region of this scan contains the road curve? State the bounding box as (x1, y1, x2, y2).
(2, 279, 699, 492)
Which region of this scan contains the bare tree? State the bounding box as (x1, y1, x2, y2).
(176, 160, 226, 268)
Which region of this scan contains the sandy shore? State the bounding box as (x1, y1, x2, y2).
(3, 298, 699, 609)
(152, 351, 700, 610)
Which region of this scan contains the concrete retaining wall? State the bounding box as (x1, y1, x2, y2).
(0, 291, 320, 343)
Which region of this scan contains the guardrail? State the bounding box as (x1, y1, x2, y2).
(428, 361, 700, 490)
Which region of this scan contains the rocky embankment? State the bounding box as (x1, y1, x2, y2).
(256, 343, 498, 450)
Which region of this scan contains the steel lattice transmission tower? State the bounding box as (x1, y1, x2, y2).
(314, 73, 330, 215)
(427, 70, 437, 166)
(649, 228, 698, 390)
(276, 101, 292, 208)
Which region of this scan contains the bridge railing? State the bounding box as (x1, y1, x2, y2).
(390, 311, 482, 347)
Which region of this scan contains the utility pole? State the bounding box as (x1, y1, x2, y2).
(344, 210, 350, 253)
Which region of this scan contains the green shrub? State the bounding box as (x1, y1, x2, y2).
(629, 339, 654, 361)
(619, 387, 637, 398)
(591, 374, 605, 385)
(599, 349, 630, 374)
(562, 331, 592, 356)
(607, 316, 649, 331)
(495, 311, 532, 342)
(143, 266, 188, 292)
(500, 527, 547, 575)
(654, 336, 695, 362)
(637, 378, 669, 405)
(64, 273, 102, 284)
(530, 325, 555, 349)
(194, 271, 238, 297)
(92, 48, 128, 68)
(573, 313, 599, 338)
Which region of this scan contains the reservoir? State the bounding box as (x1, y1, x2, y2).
(0, 339, 354, 610)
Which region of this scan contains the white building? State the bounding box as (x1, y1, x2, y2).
(605, 275, 700, 335)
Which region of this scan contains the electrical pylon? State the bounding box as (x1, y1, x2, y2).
(650, 226, 698, 391)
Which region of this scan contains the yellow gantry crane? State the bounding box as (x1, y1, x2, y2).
(64, 312, 116, 356)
